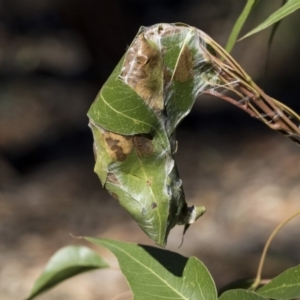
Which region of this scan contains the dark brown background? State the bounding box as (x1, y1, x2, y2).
(1, 1, 300, 299)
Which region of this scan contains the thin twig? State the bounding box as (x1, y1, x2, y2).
(250, 210, 300, 291)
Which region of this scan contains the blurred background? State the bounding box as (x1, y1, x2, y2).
(1, 0, 300, 299)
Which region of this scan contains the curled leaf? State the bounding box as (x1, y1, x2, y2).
(88, 24, 209, 247)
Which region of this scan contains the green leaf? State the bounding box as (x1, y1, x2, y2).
(104, 142, 177, 246)
(87, 56, 168, 147)
(257, 264, 300, 299)
(225, 0, 259, 53)
(86, 237, 218, 300)
(26, 245, 109, 300)
(241, 0, 300, 40)
(161, 25, 209, 134)
(219, 289, 268, 300)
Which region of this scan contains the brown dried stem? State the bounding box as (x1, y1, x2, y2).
(199, 31, 300, 146)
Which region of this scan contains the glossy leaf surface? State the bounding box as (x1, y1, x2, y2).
(86, 237, 217, 300)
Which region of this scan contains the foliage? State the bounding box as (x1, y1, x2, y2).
(86, 238, 217, 300)
(26, 2, 300, 300)
(27, 239, 300, 300)
(226, 0, 300, 52)
(25, 246, 108, 300)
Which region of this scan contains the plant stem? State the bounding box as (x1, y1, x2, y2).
(250, 210, 300, 290)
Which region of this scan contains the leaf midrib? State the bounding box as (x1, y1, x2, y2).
(100, 240, 190, 300)
(100, 91, 168, 150)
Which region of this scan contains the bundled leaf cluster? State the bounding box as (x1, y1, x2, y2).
(88, 21, 300, 248)
(88, 23, 213, 247)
